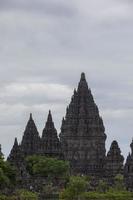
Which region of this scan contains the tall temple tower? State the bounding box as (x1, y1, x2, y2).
(0, 144, 3, 157)
(21, 114, 41, 156)
(8, 138, 22, 164)
(124, 139, 133, 191)
(106, 141, 124, 178)
(41, 111, 62, 158)
(60, 73, 107, 176)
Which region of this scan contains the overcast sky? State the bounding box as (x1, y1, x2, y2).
(0, 0, 133, 159)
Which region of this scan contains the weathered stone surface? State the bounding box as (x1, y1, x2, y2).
(7, 137, 29, 179)
(8, 111, 62, 164)
(8, 138, 22, 163)
(21, 113, 41, 156)
(7, 72, 133, 190)
(106, 140, 124, 177)
(124, 140, 133, 191)
(0, 144, 3, 157)
(60, 73, 107, 176)
(41, 110, 62, 158)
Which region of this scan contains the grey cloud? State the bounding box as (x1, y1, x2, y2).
(0, 0, 133, 159)
(0, 83, 72, 106)
(0, 0, 75, 18)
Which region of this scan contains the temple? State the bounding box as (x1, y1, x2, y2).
(41, 110, 62, 158)
(105, 141, 124, 178)
(8, 111, 61, 162)
(0, 144, 3, 157)
(21, 113, 41, 156)
(5, 73, 133, 189)
(124, 140, 133, 190)
(60, 73, 106, 176)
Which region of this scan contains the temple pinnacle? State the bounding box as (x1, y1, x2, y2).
(81, 72, 86, 81)
(30, 113, 33, 120)
(48, 110, 52, 122)
(14, 137, 18, 146)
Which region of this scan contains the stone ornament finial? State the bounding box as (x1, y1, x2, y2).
(81, 72, 86, 81)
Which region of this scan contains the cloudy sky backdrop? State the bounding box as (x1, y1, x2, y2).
(0, 0, 133, 159)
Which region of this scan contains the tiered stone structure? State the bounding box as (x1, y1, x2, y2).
(8, 111, 62, 164)
(41, 110, 62, 158)
(8, 138, 28, 178)
(0, 144, 3, 157)
(8, 138, 23, 165)
(6, 72, 133, 189)
(21, 114, 41, 156)
(106, 141, 124, 178)
(60, 73, 106, 176)
(124, 140, 133, 191)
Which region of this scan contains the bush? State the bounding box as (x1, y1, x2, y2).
(0, 190, 38, 200)
(81, 191, 133, 200)
(60, 176, 88, 200)
(26, 155, 70, 179)
(16, 189, 38, 200)
(96, 180, 109, 193)
(0, 155, 16, 189)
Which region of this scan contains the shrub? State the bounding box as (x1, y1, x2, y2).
(60, 176, 88, 200)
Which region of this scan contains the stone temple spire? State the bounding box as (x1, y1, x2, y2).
(21, 113, 40, 156)
(78, 72, 89, 93)
(47, 110, 52, 121)
(130, 139, 133, 155)
(42, 110, 55, 135)
(0, 144, 3, 157)
(42, 111, 61, 158)
(8, 138, 23, 164)
(60, 73, 106, 175)
(124, 139, 133, 190)
(106, 140, 124, 177)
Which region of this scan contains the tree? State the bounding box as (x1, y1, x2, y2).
(60, 176, 88, 200)
(15, 189, 38, 200)
(26, 155, 70, 179)
(113, 174, 125, 191)
(0, 154, 16, 189)
(96, 180, 108, 193)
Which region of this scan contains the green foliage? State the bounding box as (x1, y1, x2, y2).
(26, 155, 70, 179)
(15, 189, 38, 200)
(0, 156, 16, 189)
(96, 180, 109, 193)
(60, 176, 88, 200)
(113, 174, 125, 191)
(0, 190, 38, 200)
(43, 183, 58, 195)
(82, 190, 133, 200)
(0, 168, 10, 186)
(60, 175, 133, 200)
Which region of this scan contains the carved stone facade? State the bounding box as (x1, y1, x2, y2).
(60, 73, 106, 176)
(6, 73, 132, 189)
(0, 144, 3, 157)
(21, 114, 41, 156)
(41, 110, 62, 158)
(106, 140, 124, 178)
(124, 140, 133, 191)
(8, 111, 62, 164)
(8, 138, 23, 164)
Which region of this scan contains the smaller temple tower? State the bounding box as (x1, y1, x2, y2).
(21, 114, 41, 156)
(0, 144, 3, 157)
(8, 138, 23, 164)
(8, 138, 28, 179)
(124, 139, 133, 191)
(106, 140, 124, 178)
(42, 111, 62, 158)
